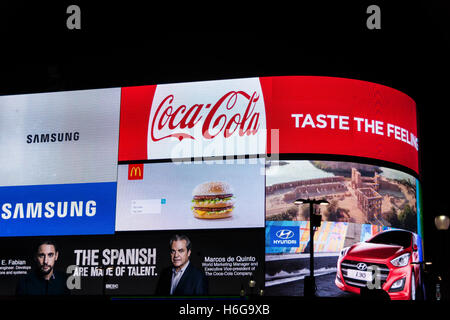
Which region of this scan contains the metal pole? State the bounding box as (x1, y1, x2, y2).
(303, 202, 316, 298)
(310, 203, 314, 279)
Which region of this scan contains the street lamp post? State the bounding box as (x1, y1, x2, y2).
(294, 198, 329, 298)
(434, 215, 449, 301)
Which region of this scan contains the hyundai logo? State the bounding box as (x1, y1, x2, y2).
(356, 263, 368, 271)
(276, 229, 294, 240)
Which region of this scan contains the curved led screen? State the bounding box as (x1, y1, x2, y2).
(0, 76, 421, 300)
(119, 76, 418, 174)
(264, 160, 422, 300)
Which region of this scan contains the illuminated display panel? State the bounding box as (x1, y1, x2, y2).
(261, 76, 418, 175)
(0, 76, 421, 299)
(265, 160, 422, 300)
(115, 160, 265, 231)
(119, 76, 418, 175)
(0, 89, 120, 236)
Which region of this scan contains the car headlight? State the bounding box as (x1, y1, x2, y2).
(389, 278, 406, 292)
(390, 253, 410, 267)
(339, 246, 350, 259)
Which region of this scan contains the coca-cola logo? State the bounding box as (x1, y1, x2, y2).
(150, 91, 261, 142)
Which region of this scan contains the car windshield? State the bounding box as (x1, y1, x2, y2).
(367, 231, 412, 248)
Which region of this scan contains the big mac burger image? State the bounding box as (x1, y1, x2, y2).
(191, 181, 235, 219)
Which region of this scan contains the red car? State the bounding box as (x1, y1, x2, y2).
(335, 229, 422, 300)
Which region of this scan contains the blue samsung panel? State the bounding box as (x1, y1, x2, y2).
(0, 182, 116, 236)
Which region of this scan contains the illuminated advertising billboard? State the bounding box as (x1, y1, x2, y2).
(118, 78, 267, 162)
(0, 229, 264, 295)
(118, 77, 418, 175)
(265, 160, 422, 300)
(0, 76, 421, 300)
(261, 76, 418, 175)
(115, 160, 265, 231)
(0, 88, 120, 236)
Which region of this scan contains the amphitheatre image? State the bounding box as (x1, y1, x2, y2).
(265, 160, 417, 231)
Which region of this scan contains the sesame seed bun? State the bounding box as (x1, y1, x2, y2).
(191, 181, 234, 219)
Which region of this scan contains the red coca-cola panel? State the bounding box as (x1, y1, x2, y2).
(260, 76, 418, 174)
(119, 78, 266, 161)
(119, 76, 418, 174)
(119, 85, 156, 161)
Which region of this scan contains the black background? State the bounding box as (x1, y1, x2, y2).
(1, 0, 449, 312)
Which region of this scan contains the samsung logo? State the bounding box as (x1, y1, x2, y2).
(26, 132, 80, 144)
(0, 201, 96, 220)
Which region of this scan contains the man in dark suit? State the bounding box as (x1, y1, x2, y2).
(16, 239, 70, 295)
(155, 234, 208, 296)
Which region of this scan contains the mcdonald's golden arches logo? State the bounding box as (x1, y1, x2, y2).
(128, 164, 144, 180)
